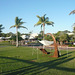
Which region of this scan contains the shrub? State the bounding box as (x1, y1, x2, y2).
(68, 44, 72, 47)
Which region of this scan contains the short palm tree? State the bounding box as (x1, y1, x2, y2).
(10, 17, 28, 47)
(34, 14, 54, 40)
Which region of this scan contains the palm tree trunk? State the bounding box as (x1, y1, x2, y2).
(16, 27, 18, 47)
(43, 23, 45, 40)
(41, 25, 42, 32)
(43, 23, 45, 49)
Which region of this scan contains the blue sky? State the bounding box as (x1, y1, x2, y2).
(0, 0, 75, 34)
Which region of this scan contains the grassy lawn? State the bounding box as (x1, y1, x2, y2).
(0, 45, 75, 75)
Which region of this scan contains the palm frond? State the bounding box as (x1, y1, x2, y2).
(42, 14, 46, 21)
(46, 21, 54, 26)
(18, 26, 28, 30)
(15, 17, 19, 25)
(1, 27, 5, 29)
(10, 25, 16, 28)
(44, 14, 46, 17)
(0, 24, 5, 29)
(18, 22, 25, 26)
(0, 24, 2, 27)
(69, 10, 75, 15)
(19, 18, 22, 22)
(34, 21, 42, 27)
(36, 15, 40, 18)
(39, 17, 43, 22)
(45, 17, 49, 22)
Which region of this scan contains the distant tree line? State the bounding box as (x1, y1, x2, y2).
(0, 27, 75, 46)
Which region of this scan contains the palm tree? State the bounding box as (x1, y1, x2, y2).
(69, 10, 75, 42)
(34, 14, 54, 40)
(69, 10, 75, 28)
(0, 24, 5, 36)
(10, 17, 28, 47)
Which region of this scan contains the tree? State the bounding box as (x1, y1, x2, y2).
(0, 24, 5, 36)
(6, 32, 14, 37)
(63, 30, 71, 34)
(10, 32, 23, 41)
(59, 33, 69, 45)
(10, 17, 28, 47)
(34, 14, 54, 40)
(73, 26, 75, 33)
(54, 31, 70, 45)
(44, 35, 53, 41)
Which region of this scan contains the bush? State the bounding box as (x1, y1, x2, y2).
(68, 44, 75, 47)
(72, 45, 75, 47)
(68, 44, 72, 47)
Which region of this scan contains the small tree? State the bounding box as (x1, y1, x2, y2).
(54, 31, 70, 45)
(44, 35, 53, 41)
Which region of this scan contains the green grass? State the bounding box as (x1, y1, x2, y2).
(0, 46, 75, 75)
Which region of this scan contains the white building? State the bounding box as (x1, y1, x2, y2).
(67, 33, 74, 35)
(21, 35, 28, 39)
(29, 33, 38, 39)
(0, 37, 5, 40)
(0, 36, 11, 40)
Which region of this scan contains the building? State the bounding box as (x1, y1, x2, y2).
(67, 33, 74, 35)
(29, 33, 38, 40)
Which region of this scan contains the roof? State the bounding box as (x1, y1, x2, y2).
(29, 33, 38, 39)
(67, 33, 74, 35)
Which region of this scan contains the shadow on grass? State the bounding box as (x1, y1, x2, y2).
(0, 51, 75, 75)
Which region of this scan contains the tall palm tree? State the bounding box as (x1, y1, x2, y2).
(10, 17, 28, 47)
(69, 10, 75, 40)
(34, 14, 54, 40)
